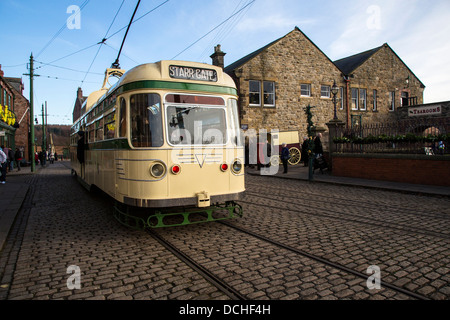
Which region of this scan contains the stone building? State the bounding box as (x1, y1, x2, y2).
(220, 27, 425, 150)
(334, 43, 425, 127)
(224, 27, 343, 141)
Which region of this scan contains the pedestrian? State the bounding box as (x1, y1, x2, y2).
(280, 143, 290, 174)
(0, 146, 8, 184)
(314, 133, 323, 158)
(35, 152, 39, 165)
(8, 147, 14, 171)
(301, 136, 309, 167)
(15, 148, 22, 171)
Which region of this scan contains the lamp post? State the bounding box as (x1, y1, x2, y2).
(331, 80, 339, 120)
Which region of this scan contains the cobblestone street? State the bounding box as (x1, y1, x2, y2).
(0, 161, 449, 302)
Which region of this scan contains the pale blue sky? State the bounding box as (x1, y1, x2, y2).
(1, 0, 449, 124)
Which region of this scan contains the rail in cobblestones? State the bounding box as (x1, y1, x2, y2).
(217, 220, 429, 300)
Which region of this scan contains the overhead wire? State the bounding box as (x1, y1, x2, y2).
(171, 0, 256, 60)
(35, 0, 91, 59)
(80, 0, 126, 86)
(36, 0, 170, 69)
(197, 0, 253, 62)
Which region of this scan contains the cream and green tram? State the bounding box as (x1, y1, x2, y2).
(70, 61, 244, 228)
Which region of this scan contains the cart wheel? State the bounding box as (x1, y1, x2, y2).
(270, 155, 280, 166)
(288, 147, 301, 165)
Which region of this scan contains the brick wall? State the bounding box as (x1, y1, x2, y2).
(332, 154, 450, 186)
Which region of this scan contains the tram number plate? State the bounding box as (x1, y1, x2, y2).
(169, 65, 217, 82)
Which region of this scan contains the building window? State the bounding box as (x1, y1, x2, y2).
(359, 89, 367, 111)
(301, 84, 311, 97)
(373, 90, 377, 111)
(321, 85, 330, 98)
(263, 81, 275, 107)
(249, 80, 261, 106)
(401, 91, 409, 107)
(339, 87, 344, 110)
(389, 91, 395, 111)
(351, 88, 359, 110)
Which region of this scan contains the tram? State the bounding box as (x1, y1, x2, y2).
(70, 61, 245, 228)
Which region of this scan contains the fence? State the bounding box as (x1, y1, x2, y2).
(332, 117, 450, 154)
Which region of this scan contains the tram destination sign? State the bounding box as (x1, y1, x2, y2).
(169, 65, 217, 82)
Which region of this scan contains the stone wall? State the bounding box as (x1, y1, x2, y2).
(345, 44, 425, 124)
(231, 29, 343, 150)
(225, 29, 425, 153)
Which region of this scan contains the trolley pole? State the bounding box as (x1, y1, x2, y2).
(42, 103, 45, 157)
(28, 54, 36, 173)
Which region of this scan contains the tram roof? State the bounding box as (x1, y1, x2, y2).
(78, 60, 236, 121)
(116, 60, 236, 88)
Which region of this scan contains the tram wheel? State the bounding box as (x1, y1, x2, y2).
(288, 147, 301, 165)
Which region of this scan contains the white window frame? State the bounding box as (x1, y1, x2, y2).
(339, 87, 344, 110)
(351, 88, 359, 110)
(263, 81, 276, 107)
(249, 80, 261, 106)
(300, 84, 311, 97)
(389, 91, 395, 112)
(321, 85, 331, 98)
(359, 89, 367, 111)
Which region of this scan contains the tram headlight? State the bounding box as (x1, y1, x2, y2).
(150, 162, 166, 178)
(231, 160, 242, 174)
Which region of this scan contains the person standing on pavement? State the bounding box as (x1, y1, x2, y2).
(280, 143, 290, 174)
(15, 148, 22, 171)
(0, 146, 8, 184)
(301, 136, 309, 167)
(8, 148, 14, 171)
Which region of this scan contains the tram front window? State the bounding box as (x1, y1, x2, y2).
(130, 93, 163, 148)
(167, 105, 227, 145)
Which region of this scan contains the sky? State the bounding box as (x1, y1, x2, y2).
(1, 0, 449, 125)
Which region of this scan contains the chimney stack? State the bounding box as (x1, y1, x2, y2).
(0, 65, 4, 77)
(77, 87, 83, 100)
(210, 45, 226, 69)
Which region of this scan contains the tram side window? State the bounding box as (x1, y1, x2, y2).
(104, 112, 116, 139)
(119, 98, 127, 138)
(88, 124, 95, 143)
(95, 119, 103, 141)
(130, 93, 163, 148)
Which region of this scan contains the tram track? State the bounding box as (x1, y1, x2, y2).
(147, 228, 247, 300)
(216, 219, 430, 301)
(146, 216, 429, 300)
(242, 191, 450, 240)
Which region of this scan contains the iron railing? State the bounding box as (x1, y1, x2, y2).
(333, 117, 450, 155)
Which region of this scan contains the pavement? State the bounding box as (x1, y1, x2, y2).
(0, 164, 43, 252)
(1, 160, 449, 254)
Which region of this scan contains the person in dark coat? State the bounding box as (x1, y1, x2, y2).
(301, 137, 309, 167)
(280, 143, 290, 174)
(314, 133, 323, 157)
